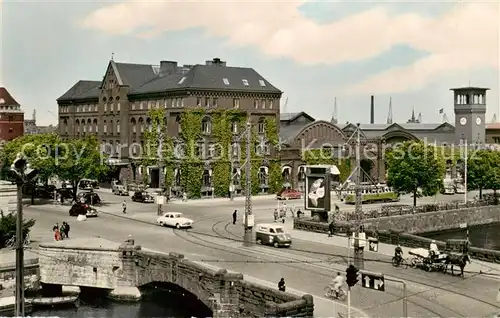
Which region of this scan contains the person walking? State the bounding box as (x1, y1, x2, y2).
(52, 223, 59, 232)
(60, 222, 66, 240)
(232, 210, 237, 224)
(54, 227, 62, 241)
(122, 200, 127, 214)
(63, 221, 70, 239)
(278, 278, 286, 292)
(328, 221, 335, 237)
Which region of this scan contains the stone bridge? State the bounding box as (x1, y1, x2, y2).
(38, 237, 313, 318)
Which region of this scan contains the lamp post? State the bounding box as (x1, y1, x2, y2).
(243, 120, 253, 246)
(353, 123, 364, 270)
(461, 135, 468, 204)
(10, 153, 38, 317)
(157, 123, 165, 215)
(230, 125, 250, 201)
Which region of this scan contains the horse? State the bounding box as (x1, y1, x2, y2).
(444, 253, 470, 277)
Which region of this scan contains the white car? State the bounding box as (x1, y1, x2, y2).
(157, 212, 193, 229)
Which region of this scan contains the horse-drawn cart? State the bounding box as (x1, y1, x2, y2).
(409, 248, 447, 272)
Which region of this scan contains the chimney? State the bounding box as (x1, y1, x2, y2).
(160, 61, 178, 76)
(370, 95, 375, 124)
(206, 57, 226, 66)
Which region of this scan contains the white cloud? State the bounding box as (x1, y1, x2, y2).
(81, 1, 499, 93)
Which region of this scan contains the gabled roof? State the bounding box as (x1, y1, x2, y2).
(280, 112, 315, 122)
(114, 62, 158, 90)
(0, 87, 20, 106)
(131, 64, 281, 95)
(57, 80, 101, 102)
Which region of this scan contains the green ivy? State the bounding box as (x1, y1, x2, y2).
(302, 148, 351, 182)
(264, 117, 282, 194)
(178, 109, 203, 198)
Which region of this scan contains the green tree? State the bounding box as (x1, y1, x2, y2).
(386, 141, 444, 206)
(0, 210, 35, 248)
(56, 136, 109, 200)
(467, 150, 493, 199)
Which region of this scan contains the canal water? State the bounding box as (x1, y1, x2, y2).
(422, 222, 500, 250)
(32, 283, 211, 317)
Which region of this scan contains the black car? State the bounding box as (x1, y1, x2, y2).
(69, 202, 98, 217)
(77, 192, 101, 205)
(131, 191, 154, 203)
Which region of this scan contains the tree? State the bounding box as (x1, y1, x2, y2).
(467, 150, 494, 199)
(56, 136, 109, 200)
(0, 210, 35, 248)
(386, 141, 444, 206)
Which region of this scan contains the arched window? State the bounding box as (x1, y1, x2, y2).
(176, 116, 182, 133)
(131, 118, 137, 133)
(63, 119, 68, 134)
(93, 119, 98, 133)
(75, 119, 80, 133)
(110, 120, 114, 134)
(146, 118, 152, 131)
(87, 119, 92, 133)
(139, 117, 144, 133)
(259, 166, 269, 185)
(201, 117, 211, 134)
(117, 120, 120, 133)
(258, 117, 265, 133)
(103, 120, 107, 133)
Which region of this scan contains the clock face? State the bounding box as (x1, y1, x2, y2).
(476, 117, 482, 125)
(460, 117, 467, 126)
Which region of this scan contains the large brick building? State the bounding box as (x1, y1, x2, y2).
(0, 87, 24, 141)
(57, 58, 282, 191)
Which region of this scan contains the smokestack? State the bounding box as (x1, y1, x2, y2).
(370, 95, 374, 124)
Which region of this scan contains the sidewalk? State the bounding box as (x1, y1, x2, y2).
(286, 222, 500, 279)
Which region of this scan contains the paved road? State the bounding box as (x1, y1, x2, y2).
(25, 191, 500, 318)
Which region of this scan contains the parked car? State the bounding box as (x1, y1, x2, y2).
(112, 181, 129, 196)
(77, 192, 101, 205)
(277, 188, 302, 200)
(69, 202, 98, 217)
(157, 212, 193, 229)
(79, 179, 98, 190)
(132, 191, 154, 203)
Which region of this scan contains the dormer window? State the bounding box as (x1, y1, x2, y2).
(259, 80, 266, 87)
(223, 78, 230, 85)
(242, 79, 249, 86)
(178, 77, 186, 84)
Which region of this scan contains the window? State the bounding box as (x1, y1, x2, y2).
(208, 144, 215, 158)
(110, 103, 114, 111)
(233, 99, 240, 109)
(176, 116, 182, 133)
(148, 101, 152, 109)
(202, 170, 211, 187)
(181, 98, 185, 107)
(117, 103, 121, 111)
(197, 98, 202, 106)
(223, 78, 230, 85)
(269, 100, 273, 109)
(88, 122, 93, 133)
(156, 100, 160, 108)
(131, 119, 136, 133)
(259, 167, 268, 185)
(176, 99, 181, 107)
(140, 102, 144, 110)
(116, 140, 120, 155)
(164, 99, 168, 108)
(205, 98, 210, 108)
(258, 118, 265, 133)
(259, 80, 266, 87)
(261, 100, 266, 109)
(202, 117, 212, 134)
(231, 143, 240, 158)
(103, 120, 107, 133)
(178, 77, 186, 84)
(117, 120, 120, 133)
(104, 104, 107, 112)
(232, 121, 238, 134)
(132, 102, 136, 110)
(213, 98, 218, 108)
(254, 100, 260, 109)
(242, 79, 249, 86)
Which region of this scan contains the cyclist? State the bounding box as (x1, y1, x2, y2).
(394, 244, 403, 265)
(329, 272, 345, 298)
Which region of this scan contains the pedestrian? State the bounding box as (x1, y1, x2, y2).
(60, 223, 66, 240)
(273, 209, 278, 222)
(328, 221, 335, 237)
(278, 278, 286, 292)
(52, 223, 59, 232)
(232, 210, 237, 224)
(182, 191, 187, 202)
(54, 228, 62, 241)
(63, 221, 70, 239)
(296, 209, 302, 219)
(291, 204, 295, 218)
(122, 200, 127, 214)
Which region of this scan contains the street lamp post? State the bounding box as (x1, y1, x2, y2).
(230, 125, 250, 201)
(353, 123, 364, 270)
(463, 137, 468, 204)
(9, 153, 38, 317)
(157, 124, 165, 215)
(243, 121, 253, 246)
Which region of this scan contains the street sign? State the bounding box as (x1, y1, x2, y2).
(155, 195, 165, 205)
(460, 223, 468, 229)
(360, 270, 385, 292)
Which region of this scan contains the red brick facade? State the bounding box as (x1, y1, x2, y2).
(0, 87, 24, 141)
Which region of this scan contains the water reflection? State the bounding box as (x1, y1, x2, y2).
(422, 222, 500, 250)
(34, 283, 212, 318)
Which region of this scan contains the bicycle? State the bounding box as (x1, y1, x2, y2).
(5, 235, 31, 249)
(324, 286, 347, 301)
(392, 256, 409, 268)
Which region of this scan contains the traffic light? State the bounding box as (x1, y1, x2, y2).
(346, 264, 359, 287)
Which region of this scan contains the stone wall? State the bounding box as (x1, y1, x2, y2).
(0, 180, 18, 214)
(38, 244, 122, 289)
(0, 260, 39, 292)
(296, 205, 500, 234)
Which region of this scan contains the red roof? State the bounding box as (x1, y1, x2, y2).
(486, 123, 500, 129)
(0, 87, 20, 106)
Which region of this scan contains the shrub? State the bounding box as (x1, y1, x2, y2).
(0, 210, 35, 248)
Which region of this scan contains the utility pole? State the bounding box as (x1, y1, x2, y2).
(464, 138, 468, 204)
(230, 125, 249, 201)
(353, 123, 364, 269)
(157, 123, 165, 215)
(243, 120, 253, 247)
(10, 154, 38, 317)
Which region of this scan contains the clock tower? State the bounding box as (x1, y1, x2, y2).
(452, 86, 489, 145)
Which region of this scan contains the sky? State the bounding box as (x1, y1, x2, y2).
(1, 0, 499, 127)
